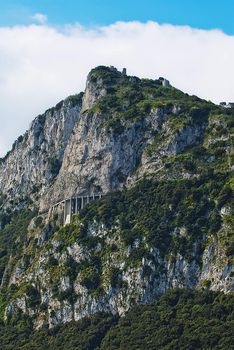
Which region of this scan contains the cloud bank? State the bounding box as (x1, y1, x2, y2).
(0, 21, 234, 156)
(31, 13, 48, 25)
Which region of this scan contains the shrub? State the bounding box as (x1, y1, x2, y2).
(48, 157, 61, 177)
(80, 267, 101, 291)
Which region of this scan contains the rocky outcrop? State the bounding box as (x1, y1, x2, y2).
(0, 97, 82, 210)
(0, 67, 207, 213)
(5, 219, 233, 328)
(40, 105, 204, 210)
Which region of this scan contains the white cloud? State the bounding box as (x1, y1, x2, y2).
(31, 13, 48, 24)
(0, 21, 234, 156)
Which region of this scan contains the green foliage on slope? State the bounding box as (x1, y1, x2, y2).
(11, 168, 230, 305)
(0, 290, 233, 350)
(32, 173, 233, 301)
(0, 312, 116, 350)
(89, 66, 215, 132)
(81, 174, 233, 263)
(100, 289, 234, 350)
(0, 210, 35, 320)
(0, 210, 35, 284)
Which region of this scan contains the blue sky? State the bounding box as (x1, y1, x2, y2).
(0, 0, 234, 34)
(0, 0, 234, 156)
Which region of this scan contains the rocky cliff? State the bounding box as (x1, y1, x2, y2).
(0, 66, 233, 328)
(0, 93, 83, 211)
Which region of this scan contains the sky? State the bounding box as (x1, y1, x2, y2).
(0, 0, 234, 34)
(0, 0, 234, 156)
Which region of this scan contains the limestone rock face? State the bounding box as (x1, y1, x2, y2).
(0, 98, 82, 209)
(41, 114, 149, 209)
(40, 105, 203, 210)
(5, 220, 233, 329)
(81, 74, 107, 112)
(0, 67, 207, 211)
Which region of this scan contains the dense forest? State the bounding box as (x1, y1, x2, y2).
(0, 289, 233, 349)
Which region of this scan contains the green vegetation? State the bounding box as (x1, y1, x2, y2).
(44, 91, 83, 117)
(40, 166, 233, 300)
(0, 210, 35, 319)
(80, 265, 101, 291)
(0, 210, 35, 284)
(54, 214, 101, 248)
(0, 312, 116, 350)
(48, 157, 61, 178)
(100, 289, 234, 350)
(65, 92, 84, 107)
(145, 109, 234, 185)
(89, 66, 215, 134)
(0, 290, 233, 349)
(81, 174, 233, 263)
(88, 68, 233, 190)
(167, 114, 189, 131)
(5, 282, 41, 311)
(40, 172, 233, 300)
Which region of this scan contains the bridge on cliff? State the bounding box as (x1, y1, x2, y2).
(51, 194, 104, 225)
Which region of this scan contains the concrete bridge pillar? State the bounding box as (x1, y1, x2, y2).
(64, 199, 72, 225)
(61, 193, 103, 225)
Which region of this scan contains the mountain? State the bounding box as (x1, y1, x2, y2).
(0, 66, 233, 334)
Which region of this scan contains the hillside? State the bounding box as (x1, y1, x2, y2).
(0, 289, 233, 349)
(0, 66, 233, 332)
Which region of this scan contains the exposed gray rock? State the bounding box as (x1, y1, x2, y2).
(0, 98, 82, 210)
(5, 219, 233, 327)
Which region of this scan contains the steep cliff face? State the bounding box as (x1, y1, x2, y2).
(39, 68, 213, 210)
(0, 95, 82, 210)
(0, 66, 233, 329)
(0, 66, 215, 212)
